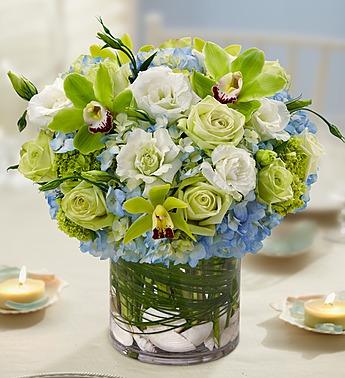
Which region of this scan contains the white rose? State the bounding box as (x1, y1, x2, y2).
(295, 130, 324, 178)
(116, 128, 181, 190)
(201, 145, 257, 200)
(250, 98, 290, 141)
(27, 78, 71, 128)
(130, 66, 199, 123)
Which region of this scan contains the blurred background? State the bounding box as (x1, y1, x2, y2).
(1, 0, 345, 245)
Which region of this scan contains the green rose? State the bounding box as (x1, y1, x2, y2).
(61, 181, 114, 231)
(177, 176, 232, 236)
(18, 130, 56, 182)
(178, 96, 245, 152)
(257, 159, 293, 205)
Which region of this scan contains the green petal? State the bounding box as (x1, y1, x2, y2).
(123, 197, 154, 214)
(148, 184, 170, 207)
(203, 42, 231, 80)
(112, 89, 133, 114)
(124, 214, 152, 244)
(89, 44, 117, 61)
(224, 44, 241, 56)
(94, 63, 114, 109)
(73, 125, 104, 154)
(230, 100, 261, 122)
(188, 223, 215, 236)
(64, 73, 95, 109)
(231, 48, 264, 84)
(240, 72, 287, 102)
(170, 212, 196, 241)
(48, 108, 84, 132)
(190, 71, 215, 99)
(163, 197, 188, 211)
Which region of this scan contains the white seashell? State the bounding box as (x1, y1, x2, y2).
(110, 318, 133, 346)
(148, 330, 196, 352)
(219, 325, 238, 347)
(142, 307, 187, 333)
(204, 335, 215, 351)
(181, 322, 213, 346)
(133, 334, 156, 352)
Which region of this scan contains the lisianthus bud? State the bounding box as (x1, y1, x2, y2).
(7, 71, 38, 101)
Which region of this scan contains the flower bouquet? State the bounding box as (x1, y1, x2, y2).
(8, 19, 344, 365)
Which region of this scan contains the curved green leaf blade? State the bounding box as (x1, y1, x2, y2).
(94, 63, 114, 109)
(170, 212, 196, 241)
(163, 197, 188, 211)
(48, 107, 84, 132)
(124, 214, 152, 244)
(123, 197, 154, 214)
(203, 42, 231, 80)
(17, 110, 27, 132)
(231, 48, 264, 84)
(148, 184, 170, 207)
(64, 73, 95, 108)
(190, 71, 215, 99)
(73, 125, 104, 154)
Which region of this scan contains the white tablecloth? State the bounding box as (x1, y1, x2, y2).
(1, 185, 345, 378)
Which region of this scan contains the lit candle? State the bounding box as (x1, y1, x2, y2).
(304, 292, 345, 329)
(0, 266, 46, 309)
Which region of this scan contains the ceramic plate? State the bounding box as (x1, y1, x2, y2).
(271, 292, 345, 335)
(0, 266, 68, 314)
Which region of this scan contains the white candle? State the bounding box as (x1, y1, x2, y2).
(0, 266, 46, 309)
(304, 292, 345, 329)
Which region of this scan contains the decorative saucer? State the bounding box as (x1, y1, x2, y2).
(0, 266, 68, 314)
(271, 291, 345, 335)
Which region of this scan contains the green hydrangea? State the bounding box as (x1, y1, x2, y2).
(272, 138, 309, 216)
(56, 208, 95, 241)
(55, 150, 101, 178)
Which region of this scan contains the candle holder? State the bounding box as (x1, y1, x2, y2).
(271, 292, 345, 335)
(0, 266, 68, 315)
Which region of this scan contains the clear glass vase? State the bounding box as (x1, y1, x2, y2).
(109, 256, 241, 365)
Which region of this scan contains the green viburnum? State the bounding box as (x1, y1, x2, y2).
(255, 150, 278, 167)
(176, 176, 232, 236)
(56, 208, 95, 241)
(61, 181, 114, 231)
(272, 137, 312, 215)
(55, 150, 101, 177)
(257, 159, 293, 206)
(18, 130, 56, 183)
(122, 184, 195, 244)
(178, 96, 245, 153)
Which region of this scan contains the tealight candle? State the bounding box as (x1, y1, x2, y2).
(0, 266, 46, 309)
(304, 292, 345, 329)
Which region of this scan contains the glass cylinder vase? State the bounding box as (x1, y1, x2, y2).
(109, 255, 240, 365)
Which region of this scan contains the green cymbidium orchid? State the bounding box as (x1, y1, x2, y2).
(122, 184, 196, 244)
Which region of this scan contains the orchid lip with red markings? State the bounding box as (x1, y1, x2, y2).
(212, 71, 243, 105)
(83, 101, 114, 134)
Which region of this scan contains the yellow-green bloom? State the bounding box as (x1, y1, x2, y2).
(18, 130, 56, 182)
(178, 96, 244, 152)
(61, 181, 114, 231)
(257, 159, 293, 205)
(177, 177, 232, 236)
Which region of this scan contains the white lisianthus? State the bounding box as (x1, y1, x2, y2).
(116, 128, 181, 190)
(130, 66, 199, 123)
(250, 98, 290, 142)
(201, 145, 256, 200)
(27, 78, 71, 128)
(295, 130, 324, 178)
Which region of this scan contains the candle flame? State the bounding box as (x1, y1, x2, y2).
(324, 292, 336, 305)
(18, 266, 27, 285)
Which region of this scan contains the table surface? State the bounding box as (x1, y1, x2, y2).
(1, 185, 345, 378)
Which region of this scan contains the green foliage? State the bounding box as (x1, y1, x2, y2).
(272, 138, 309, 215)
(73, 125, 105, 154)
(54, 149, 101, 178)
(7, 71, 38, 101)
(48, 108, 84, 133)
(17, 110, 28, 132)
(203, 42, 231, 80)
(286, 98, 312, 113)
(64, 73, 95, 108)
(56, 208, 95, 241)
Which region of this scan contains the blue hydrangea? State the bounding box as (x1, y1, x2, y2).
(44, 190, 60, 219)
(50, 132, 75, 153)
(106, 188, 126, 217)
(296, 173, 318, 212)
(136, 48, 203, 73)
